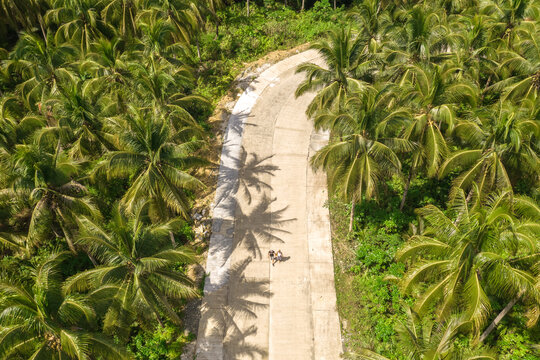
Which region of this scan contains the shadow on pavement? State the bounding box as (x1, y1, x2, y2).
(234, 196, 296, 259)
(215, 144, 279, 208)
(198, 258, 271, 360)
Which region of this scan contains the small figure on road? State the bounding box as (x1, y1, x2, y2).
(276, 249, 283, 263)
(268, 249, 275, 266)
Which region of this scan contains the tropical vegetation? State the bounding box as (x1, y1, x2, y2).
(0, 0, 345, 358)
(298, 0, 540, 358)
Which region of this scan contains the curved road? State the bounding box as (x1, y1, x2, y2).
(197, 50, 341, 360)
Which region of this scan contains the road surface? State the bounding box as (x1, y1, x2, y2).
(196, 50, 342, 360)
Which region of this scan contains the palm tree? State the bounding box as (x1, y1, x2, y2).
(4, 143, 99, 252)
(0, 96, 46, 152)
(9, 32, 77, 109)
(136, 12, 179, 59)
(450, 14, 500, 91)
(295, 27, 369, 116)
(479, 192, 540, 342)
(397, 63, 480, 209)
(355, 309, 496, 360)
(494, 21, 540, 101)
(481, 0, 540, 43)
(310, 86, 410, 231)
(45, 0, 112, 53)
(398, 190, 540, 336)
(97, 106, 206, 220)
(101, 0, 138, 38)
(63, 201, 198, 337)
(140, 0, 202, 46)
(83, 37, 133, 92)
(0, 252, 129, 359)
(439, 100, 540, 201)
(42, 78, 116, 158)
(384, 4, 453, 77)
(128, 58, 206, 136)
(0, 0, 49, 40)
(202, 0, 227, 37)
(348, 0, 390, 41)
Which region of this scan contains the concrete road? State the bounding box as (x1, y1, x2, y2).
(196, 50, 342, 360)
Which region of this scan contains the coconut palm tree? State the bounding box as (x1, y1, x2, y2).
(356, 309, 496, 360)
(3, 143, 99, 252)
(439, 100, 540, 201)
(101, 0, 138, 38)
(82, 37, 134, 94)
(295, 27, 369, 116)
(397, 63, 480, 209)
(136, 12, 179, 59)
(0, 252, 129, 359)
(63, 201, 198, 337)
(494, 21, 540, 101)
(0, 0, 49, 40)
(9, 32, 77, 109)
(45, 0, 112, 53)
(398, 189, 540, 336)
(0, 96, 46, 152)
(140, 0, 201, 46)
(128, 58, 206, 136)
(347, 0, 391, 41)
(479, 192, 540, 342)
(384, 4, 453, 78)
(202, 0, 227, 37)
(310, 86, 411, 231)
(97, 106, 206, 220)
(481, 0, 540, 42)
(42, 78, 116, 158)
(450, 14, 500, 89)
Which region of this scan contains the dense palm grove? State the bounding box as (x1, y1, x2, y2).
(0, 0, 222, 358)
(0, 0, 539, 359)
(297, 0, 540, 358)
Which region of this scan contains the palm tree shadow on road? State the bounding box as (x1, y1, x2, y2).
(215, 143, 279, 208)
(233, 196, 296, 259)
(198, 258, 271, 360)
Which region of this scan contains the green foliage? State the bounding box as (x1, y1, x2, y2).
(330, 198, 409, 357)
(302, 0, 540, 357)
(128, 324, 194, 360)
(354, 232, 402, 273)
(195, 2, 346, 101)
(497, 326, 537, 360)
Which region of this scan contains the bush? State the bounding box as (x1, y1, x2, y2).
(194, 2, 346, 103)
(128, 324, 194, 360)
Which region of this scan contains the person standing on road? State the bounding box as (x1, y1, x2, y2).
(268, 249, 276, 266)
(276, 250, 283, 263)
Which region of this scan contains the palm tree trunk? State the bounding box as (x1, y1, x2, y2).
(122, 1, 127, 36)
(196, 37, 201, 60)
(301, 0, 305, 11)
(86, 251, 98, 266)
(479, 292, 523, 343)
(156, 313, 164, 327)
(454, 188, 474, 226)
(169, 231, 176, 247)
(399, 167, 415, 210)
(334, 0, 337, 9)
(38, 14, 47, 43)
(247, 0, 250, 16)
(348, 199, 355, 233)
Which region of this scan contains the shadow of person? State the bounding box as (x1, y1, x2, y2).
(197, 258, 271, 360)
(279, 255, 291, 263)
(234, 196, 297, 259)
